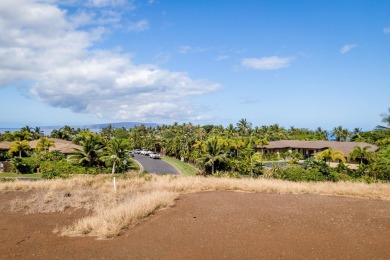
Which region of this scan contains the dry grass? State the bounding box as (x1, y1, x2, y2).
(61, 191, 178, 238)
(1, 173, 389, 239)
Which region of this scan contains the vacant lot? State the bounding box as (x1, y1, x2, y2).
(0, 175, 389, 259)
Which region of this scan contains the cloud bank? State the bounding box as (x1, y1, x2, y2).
(0, 0, 220, 122)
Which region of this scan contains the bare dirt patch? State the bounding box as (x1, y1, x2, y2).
(0, 191, 389, 259)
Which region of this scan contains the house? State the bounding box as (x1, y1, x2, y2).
(256, 140, 379, 161)
(0, 138, 81, 172)
(0, 138, 81, 155)
(0, 141, 13, 153)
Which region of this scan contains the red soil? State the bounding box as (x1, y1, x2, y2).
(0, 191, 389, 259)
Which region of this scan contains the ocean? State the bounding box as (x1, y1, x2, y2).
(0, 128, 101, 135)
(0, 128, 53, 135)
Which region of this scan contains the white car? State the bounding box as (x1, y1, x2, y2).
(149, 152, 160, 159)
(140, 150, 151, 155)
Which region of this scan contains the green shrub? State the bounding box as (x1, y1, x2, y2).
(371, 145, 390, 181)
(0, 177, 16, 183)
(40, 161, 111, 179)
(263, 152, 279, 161)
(40, 160, 77, 179)
(280, 166, 327, 182)
(0, 151, 10, 161)
(263, 164, 284, 179)
(328, 171, 353, 182)
(356, 175, 377, 184)
(10, 157, 40, 174)
(39, 151, 66, 161)
(213, 171, 241, 179)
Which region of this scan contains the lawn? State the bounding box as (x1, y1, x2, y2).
(161, 156, 198, 176)
(0, 172, 42, 179)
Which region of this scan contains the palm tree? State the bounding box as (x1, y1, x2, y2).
(350, 127, 362, 141)
(348, 145, 372, 165)
(36, 137, 55, 152)
(101, 124, 115, 140)
(2, 131, 14, 141)
(225, 124, 237, 137)
(376, 108, 390, 130)
(228, 137, 245, 157)
(102, 139, 130, 174)
(268, 124, 287, 141)
(236, 118, 252, 136)
(33, 127, 44, 138)
(316, 147, 346, 165)
(70, 135, 105, 167)
(21, 125, 33, 134)
(50, 125, 74, 141)
(315, 127, 328, 140)
(13, 130, 33, 141)
(257, 138, 269, 158)
(8, 140, 31, 158)
(198, 137, 227, 174)
(332, 126, 349, 142)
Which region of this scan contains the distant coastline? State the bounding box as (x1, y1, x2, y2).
(0, 121, 159, 135)
(0, 128, 54, 135)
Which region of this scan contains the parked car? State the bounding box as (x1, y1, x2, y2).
(134, 149, 141, 154)
(129, 152, 134, 157)
(149, 152, 161, 159)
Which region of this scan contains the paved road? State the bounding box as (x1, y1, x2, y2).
(133, 154, 179, 175)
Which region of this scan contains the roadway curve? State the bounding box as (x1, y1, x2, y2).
(133, 154, 179, 175)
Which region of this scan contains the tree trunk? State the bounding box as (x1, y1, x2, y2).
(112, 161, 116, 174)
(250, 155, 253, 175)
(211, 164, 215, 175)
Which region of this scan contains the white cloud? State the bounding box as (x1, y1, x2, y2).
(340, 44, 357, 54)
(177, 45, 208, 54)
(177, 45, 191, 54)
(41, 0, 135, 28)
(68, 11, 95, 27)
(0, 0, 220, 122)
(127, 19, 149, 32)
(241, 56, 292, 70)
(384, 27, 390, 34)
(41, 0, 134, 9)
(216, 55, 229, 61)
(86, 0, 131, 8)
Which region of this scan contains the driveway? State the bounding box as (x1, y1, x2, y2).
(133, 154, 179, 175)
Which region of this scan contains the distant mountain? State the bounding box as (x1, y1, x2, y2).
(81, 122, 159, 130)
(41, 122, 159, 130)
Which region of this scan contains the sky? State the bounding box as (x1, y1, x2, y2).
(0, 0, 389, 130)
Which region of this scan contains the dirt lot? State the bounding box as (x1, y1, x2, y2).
(0, 190, 389, 259)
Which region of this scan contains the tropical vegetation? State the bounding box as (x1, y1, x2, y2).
(0, 108, 389, 181)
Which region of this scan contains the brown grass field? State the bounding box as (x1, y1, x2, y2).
(0, 174, 389, 259)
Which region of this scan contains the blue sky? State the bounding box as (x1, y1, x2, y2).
(0, 0, 389, 130)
